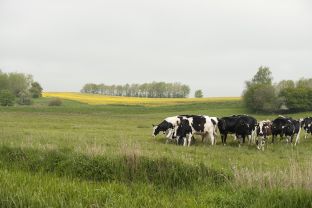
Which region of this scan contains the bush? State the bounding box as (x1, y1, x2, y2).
(0, 90, 15, 106)
(48, 98, 62, 106)
(17, 90, 32, 105)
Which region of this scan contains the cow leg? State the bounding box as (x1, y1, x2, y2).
(248, 135, 252, 144)
(201, 135, 205, 143)
(183, 137, 187, 146)
(261, 137, 266, 151)
(295, 128, 301, 146)
(209, 131, 215, 146)
(222, 134, 228, 145)
(187, 135, 192, 147)
(238, 136, 243, 147)
(221, 134, 225, 145)
(251, 130, 257, 144)
(286, 136, 290, 143)
(233, 135, 237, 141)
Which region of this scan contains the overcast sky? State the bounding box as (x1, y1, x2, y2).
(0, 0, 311, 96)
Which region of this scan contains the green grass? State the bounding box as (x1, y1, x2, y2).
(0, 98, 312, 207)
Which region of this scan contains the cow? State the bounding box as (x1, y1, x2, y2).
(235, 119, 253, 146)
(174, 115, 215, 147)
(152, 116, 181, 143)
(217, 115, 257, 146)
(302, 117, 312, 139)
(256, 120, 272, 150)
(152, 115, 200, 144)
(271, 116, 302, 145)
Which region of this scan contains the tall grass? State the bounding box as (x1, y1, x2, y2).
(233, 159, 312, 190)
(0, 146, 229, 188)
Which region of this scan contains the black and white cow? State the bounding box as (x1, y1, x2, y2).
(217, 115, 257, 146)
(174, 115, 216, 146)
(302, 117, 312, 139)
(256, 120, 272, 150)
(271, 116, 301, 145)
(152, 116, 181, 142)
(152, 115, 202, 143)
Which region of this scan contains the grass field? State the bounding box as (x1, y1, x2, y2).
(1, 96, 312, 207)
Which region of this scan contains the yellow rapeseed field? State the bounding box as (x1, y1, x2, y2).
(43, 92, 241, 106)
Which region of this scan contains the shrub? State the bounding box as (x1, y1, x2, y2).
(48, 98, 62, 106)
(0, 90, 15, 106)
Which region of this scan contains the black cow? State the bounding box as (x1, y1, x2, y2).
(175, 115, 215, 146)
(303, 117, 312, 139)
(271, 116, 301, 144)
(217, 115, 257, 146)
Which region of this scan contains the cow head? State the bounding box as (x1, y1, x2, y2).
(257, 122, 264, 137)
(303, 118, 312, 133)
(257, 121, 272, 137)
(217, 119, 226, 132)
(152, 125, 158, 137)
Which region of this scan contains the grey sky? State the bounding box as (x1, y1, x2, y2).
(0, 0, 311, 96)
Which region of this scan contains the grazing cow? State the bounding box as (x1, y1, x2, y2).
(271, 116, 301, 145)
(152, 116, 181, 142)
(303, 117, 312, 139)
(256, 120, 272, 150)
(152, 115, 199, 143)
(217, 115, 257, 146)
(174, 115, 215, 146)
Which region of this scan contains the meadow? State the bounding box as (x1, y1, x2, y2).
(0, 95, 312, 207)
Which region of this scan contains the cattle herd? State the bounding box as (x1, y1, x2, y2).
(152, 115, 312, 150)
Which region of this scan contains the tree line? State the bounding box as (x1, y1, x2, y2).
(81, 82, 191, 98)
(0, 70, 43, 106)
(243, 66, 312, 113)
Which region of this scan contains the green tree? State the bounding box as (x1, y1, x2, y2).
(249, 66, 273, 86)
(7, 72, 33, 96)
(0, 70, 9, 90)
(243, 66, 279, 112)
(280, 87, 312, 112)
(296, 78, 312, 89)
(194, 90, 203, 98)
(0, 90, 15, 106)
(275, 80, 295, 94)
(29, 82, 43, 98)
